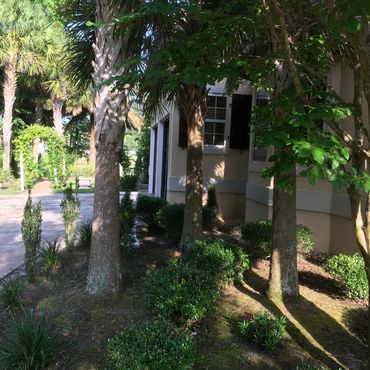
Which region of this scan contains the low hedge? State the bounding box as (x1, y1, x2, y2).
(136, 194, 167, 230)
(144, 263, 219, 324)
(157, 203, 184, 243)
(326, 253, 368, 299)
(241, 220, 315, 258)
(107, 320, 196, 370)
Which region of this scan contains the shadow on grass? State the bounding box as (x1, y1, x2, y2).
(237, 270, 367, 370)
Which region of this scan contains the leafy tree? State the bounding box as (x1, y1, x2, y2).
(0, 0, 52, 169)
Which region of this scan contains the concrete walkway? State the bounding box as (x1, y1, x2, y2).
(0, 192, 94, 278)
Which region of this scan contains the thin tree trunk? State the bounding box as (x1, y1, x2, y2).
(86, 0, 129, 295)
(268, 161, 299, 298)
(180, 84, 207, 248)
(2, 63, 17, 170)
(35, 100, 43, 124)
(89, 113, 96, 163)
(52, 96, 64, 135)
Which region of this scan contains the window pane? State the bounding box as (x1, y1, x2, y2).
(204, 134, 214, 145)
(206, 107, 215, 120)
(214, 135, 224, 145)
(216, 108, 226, 120)
(216, 96, 227, 108)
(207, 96, 216, 107)
(215, 122, 225, 134)
(205, 121, 214, 133)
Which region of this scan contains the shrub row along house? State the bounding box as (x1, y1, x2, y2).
(148, 63, 362, 256)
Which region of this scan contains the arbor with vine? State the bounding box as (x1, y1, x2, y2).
(14, 125, 66, 188)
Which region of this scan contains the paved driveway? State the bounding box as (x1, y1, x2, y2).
(0, 193, 94, 279)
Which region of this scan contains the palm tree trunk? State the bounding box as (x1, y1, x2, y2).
(52, 96, 64, 135)
(180, 84, 207, 248)
(2, 63, 17, 170)
(86, 0, 128, 295)
(268, 161, 299, 298)
(89, 113, 96, 163)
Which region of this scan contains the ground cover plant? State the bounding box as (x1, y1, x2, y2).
(326, 253, 368, 299)
(0, 310, 54, 370)
(41, 239, 62, 271)
(107, 320, 196, 370)
(0, 276, 25, 312)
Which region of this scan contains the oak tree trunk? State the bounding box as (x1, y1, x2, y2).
(269, 162, 299, 298)
(52, 96, 64, 135)
(2, 63, 17, 170)
(86, 0, 129, 295)
(180, 84, 207, 248)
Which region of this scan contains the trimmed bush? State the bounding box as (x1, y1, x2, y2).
(119, 192, 136, 247)
(120, 174, 138, 191)
(144, 263, 219, 324)
(326, 253, 368, 299)
(182, 239, 250, 284)
(0, 310, 54, 369)
(0, 276, 25, 312)
(21, 196, 42, 282)
(107, 320, 196, 370)
(203, 185, 218, 230)
(241, 220, 315, 258)
(157, 203, 184, 243)
(136, 194, 167, 230)
(77, 220, 92, 248)
(41, 240, 61, 270)
(239, 311, 286, 351)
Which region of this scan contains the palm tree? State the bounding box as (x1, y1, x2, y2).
(0, 0, 52, 169)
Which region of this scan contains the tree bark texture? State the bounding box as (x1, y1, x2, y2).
(52, 96, 64, 135)
(86, 0, 129, 295)
(89, 113, 96, 163)
(180, 84, 207, 248)
(268, 163, 299, 298)
(2, 63, 17, 170)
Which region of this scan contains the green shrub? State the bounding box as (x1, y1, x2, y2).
(68, 158, 95, 178)
(60, 184, 80, 248)
(241, 220, 315, 258)
(296, 225, 315, 256)
(41, 240, 61, 270)
(326, 253, 368, 299)
(107, 320, 196, 370)
(77, 220, 92, 248)
(21, 196, 42, 282)
(120, 174, 138, 191)
(136, 194, 167, 230)
(157, 203, 184, 243)
(239, 311, 286, 351)
(0, 169, 14, 188)
(182, 239, 250, 284)
(203, 185, 218, 230)
(144, 264, 219, 324)
(0, 310, 54, 369)
(119, 192, 136, 247)
(0, 276, 25, 312)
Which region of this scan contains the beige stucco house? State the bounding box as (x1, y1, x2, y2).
(148, 64, 365, 255)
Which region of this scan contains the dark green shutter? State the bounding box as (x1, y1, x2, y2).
(178, 108, 188, 148)
(230, 94, 252, 150)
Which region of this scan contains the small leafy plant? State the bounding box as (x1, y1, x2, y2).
(41, 239, 61, 270)
(120, 174, 138, 191)
(157, 203, 184, 243)
(296, 225, 315, 256)
(60, 183, 80, 248)
(144, 263, 219, 324)
(107, 320, 196, 370)
(136, 194, 167, 230)
(203, 185, 218, 230)
(0, 276, 25, 312)
(0, 310, 54, 369)
(77, 220, 92, 248)
(119, 192, 136, 247)
(239, 311, 286, 351)
(21, 195, 42, 282)
(326, 253, 368, 299)
(182, 239, 250, 284)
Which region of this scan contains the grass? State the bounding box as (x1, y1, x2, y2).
(0, 227, 367, 369)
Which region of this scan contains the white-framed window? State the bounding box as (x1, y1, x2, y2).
(252, 89, 269, 162)
(203, 93, 230, 153)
